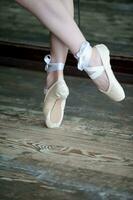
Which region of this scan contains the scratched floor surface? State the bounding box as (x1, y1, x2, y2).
(0, 66, 133, 200)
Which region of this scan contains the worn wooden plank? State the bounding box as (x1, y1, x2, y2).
(0, 66, 133, 199)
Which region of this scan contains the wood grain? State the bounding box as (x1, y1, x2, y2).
(0, 66, 133, 200)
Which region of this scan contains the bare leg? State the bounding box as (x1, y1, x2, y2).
(51, 0, 74, 63)
(15, 0, 85, 54)
(15, 0, 109, 91)
(47, 0, 74, 89)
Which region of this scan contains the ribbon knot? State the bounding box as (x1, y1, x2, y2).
(75, 41, 92, 71)
(44, 55, 51, 71)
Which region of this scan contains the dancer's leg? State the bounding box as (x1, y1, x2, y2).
(15, 0, 85, 54)
(50, 0, 74, 63)
(47, 0, 74, 89)
(16, 0, 116, 92)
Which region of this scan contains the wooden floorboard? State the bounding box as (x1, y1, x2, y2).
(0, 66, 133, 200)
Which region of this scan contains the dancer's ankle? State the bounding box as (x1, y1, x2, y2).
(75, 42, 109, 91)
(44, 54, 65, 89)
(46, 70, 64, 89)
(89, 47, 103, 67)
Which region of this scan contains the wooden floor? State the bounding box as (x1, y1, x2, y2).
(0, 66, 133, 200)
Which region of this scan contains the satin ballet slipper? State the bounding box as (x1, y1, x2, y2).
(43, 55, 69, 128)
(77, 41, 125, 101)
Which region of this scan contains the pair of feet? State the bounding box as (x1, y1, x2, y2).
(46, 47, 109, 91)
(44, 44, 125, 128)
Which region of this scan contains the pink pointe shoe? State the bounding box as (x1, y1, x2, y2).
(77, 42, 125, 101)
(43, 55, 69, 128)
